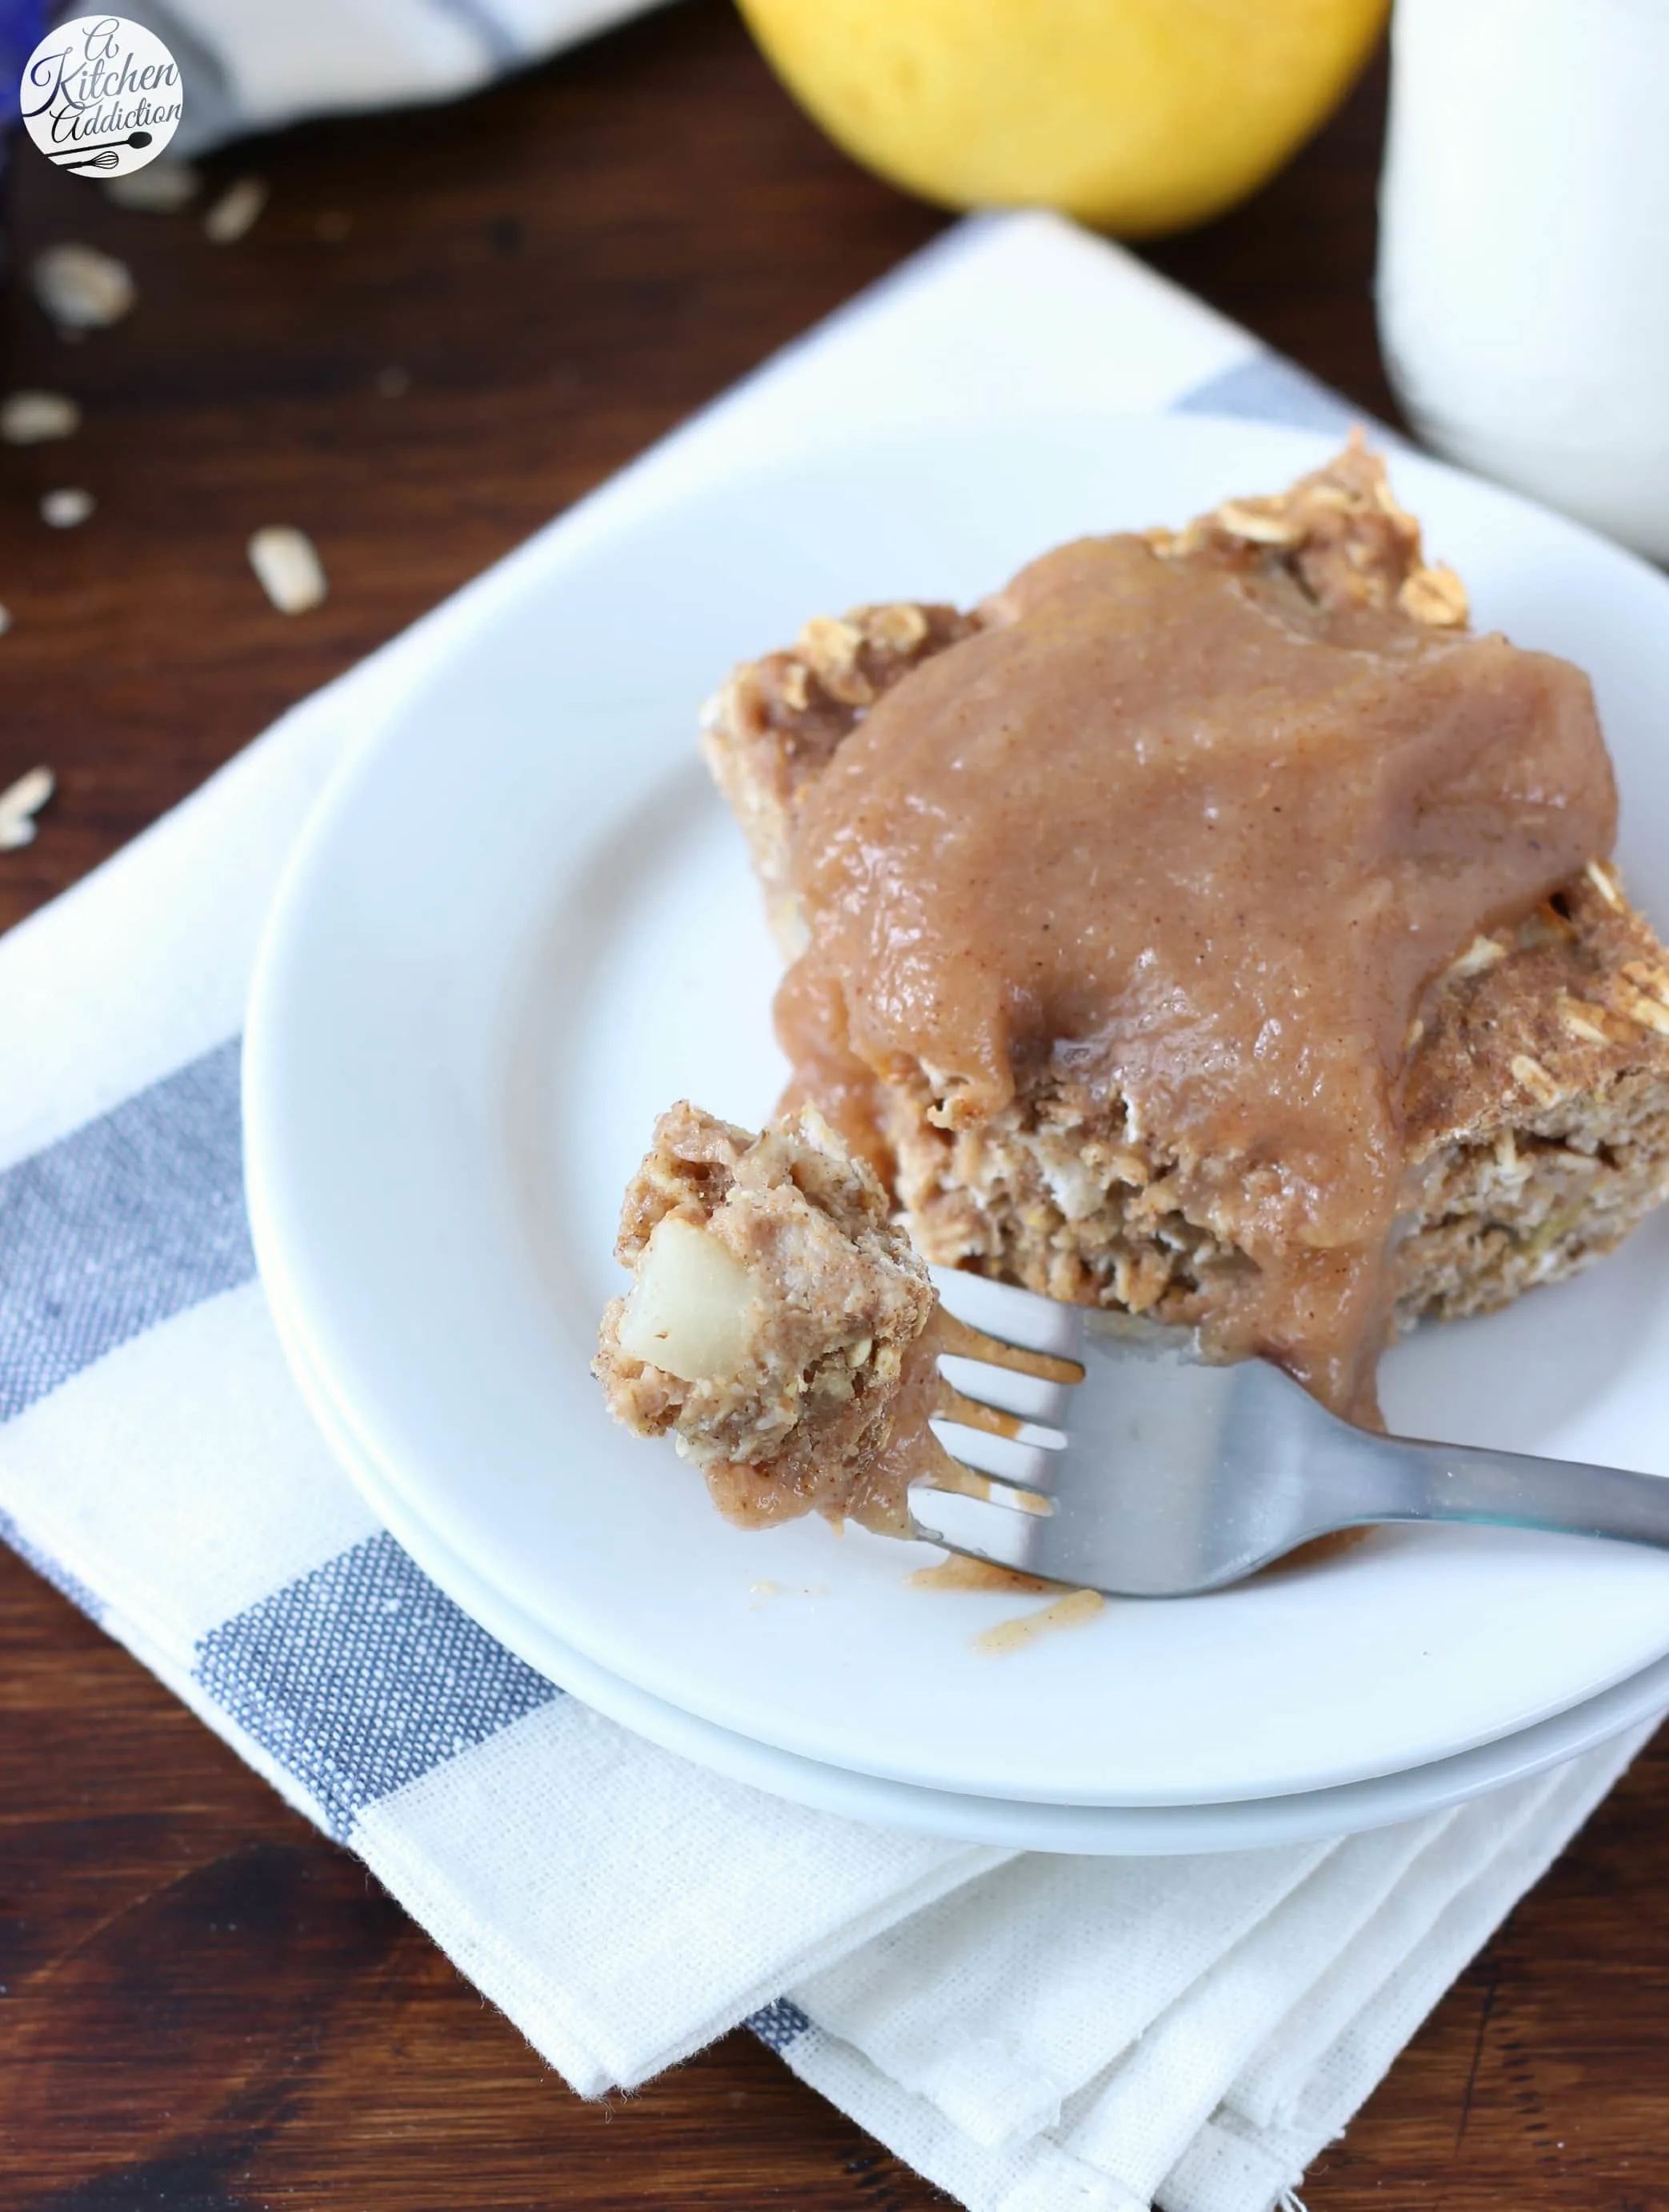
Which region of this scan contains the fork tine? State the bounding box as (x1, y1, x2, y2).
(928, 1417, 1061, 1496)
(908, 1483, 1048, 1573)
(931, 1307, 1084, 1386)
(933, 1374, 1031, 1441)
(915, 1450, 1052, 1514)
(939, 1350, 1072, 1426)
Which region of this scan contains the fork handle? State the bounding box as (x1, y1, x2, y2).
(1379, 1438, 1669, 1552)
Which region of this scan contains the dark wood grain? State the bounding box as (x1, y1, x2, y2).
(2, 6, 1666, 2205)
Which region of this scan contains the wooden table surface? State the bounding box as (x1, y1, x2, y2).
(3, 7, 1667, 2205)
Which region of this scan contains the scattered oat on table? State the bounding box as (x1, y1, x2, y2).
(247, 526, 327, 614)
(40, 488, 95, 529)
(105, 158, 200, 212)
(0, 766, 54, 851)
(374, 366, 411, 398)
(30, 243, 136, 332)
(1, 390, 82, 445)
(204, 177, 270, 244)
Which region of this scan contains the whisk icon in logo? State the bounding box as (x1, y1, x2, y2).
(19, 14, 182, 176)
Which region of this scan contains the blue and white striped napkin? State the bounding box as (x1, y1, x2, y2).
(0, 214, 1653, 2212)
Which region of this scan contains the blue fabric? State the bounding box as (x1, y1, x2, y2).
(197, 1529, 561, 1837)
(428, 0, 524, 68)
(0, 1038, 253, 1425)
(1174, 353, 1368, 438)
(747, 1998, 814, 2051)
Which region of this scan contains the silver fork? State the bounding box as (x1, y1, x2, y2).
(909, 1275, 1669, 1598)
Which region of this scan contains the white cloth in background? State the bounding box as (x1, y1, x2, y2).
(120, 0, 668, 150)
(0, 211, 1651, 2212)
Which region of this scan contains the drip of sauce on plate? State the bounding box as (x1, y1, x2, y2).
(972, 1586, 1105, 1658)
(907, 1554, 1051, 1594)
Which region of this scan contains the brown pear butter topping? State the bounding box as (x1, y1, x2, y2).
(778, 530, 1615, 1418)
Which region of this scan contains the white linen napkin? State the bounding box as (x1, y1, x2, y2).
(121, 0, 669, 151)
(0, 211, 1653, 2212)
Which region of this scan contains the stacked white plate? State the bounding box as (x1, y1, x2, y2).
(246, 414, 1669, 1854)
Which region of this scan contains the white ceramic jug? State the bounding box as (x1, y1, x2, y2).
(1377, 0, 1669, 562)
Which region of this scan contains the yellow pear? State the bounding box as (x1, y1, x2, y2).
(738, 0, 1389, 238)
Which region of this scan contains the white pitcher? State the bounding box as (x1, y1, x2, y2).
(1377, 0, 1669, 561)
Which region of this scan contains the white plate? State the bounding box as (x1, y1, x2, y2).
(246, 410, 1669, 1810)
(263, 1258, 1669, 1854)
